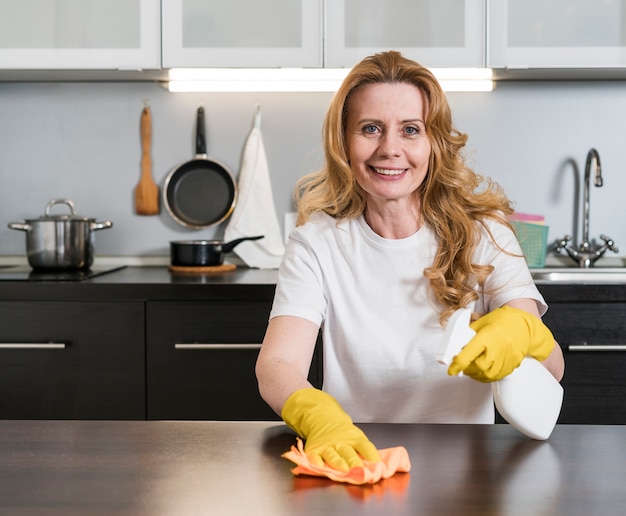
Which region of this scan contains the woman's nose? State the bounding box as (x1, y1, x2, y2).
(377, 132, 402, 157)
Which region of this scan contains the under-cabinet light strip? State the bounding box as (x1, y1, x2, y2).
(165, 68, 494, 93)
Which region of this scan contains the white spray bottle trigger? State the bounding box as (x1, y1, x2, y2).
(437, 308, 564, 441)
(436, 308, 475, 370)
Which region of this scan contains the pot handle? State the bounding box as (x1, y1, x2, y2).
(45, 198, 76, 216)
(90, 221, 114, 231)
(7, 222, 31, 232)
(221, 235, 264, 253)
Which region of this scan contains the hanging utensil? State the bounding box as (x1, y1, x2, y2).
(134, 102, 159, 215)
(163, 106, 237, 228)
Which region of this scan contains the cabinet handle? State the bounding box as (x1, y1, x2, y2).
(568, 344, 626, 352)
(0, 342, 66, 349)
(174, 343, 261, 350)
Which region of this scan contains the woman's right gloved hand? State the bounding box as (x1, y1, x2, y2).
(281, 388, 381, 471)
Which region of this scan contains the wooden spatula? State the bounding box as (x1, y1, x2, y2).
(134, 105, 159, 215)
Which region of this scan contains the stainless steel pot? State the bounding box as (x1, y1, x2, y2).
(8, 198, 113, 270)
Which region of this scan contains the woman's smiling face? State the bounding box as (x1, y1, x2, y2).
(345, 82, 431, 210)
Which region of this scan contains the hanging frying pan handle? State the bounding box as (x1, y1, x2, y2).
(196, 106, 207, 156)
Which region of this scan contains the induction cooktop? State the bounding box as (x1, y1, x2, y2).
(0, 265, 127, 281)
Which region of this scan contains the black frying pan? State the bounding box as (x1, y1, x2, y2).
(163, 106, 237, 228)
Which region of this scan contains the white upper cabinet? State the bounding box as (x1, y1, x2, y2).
(0, 0, 160, 69)
(7, 0, 626, 76)
(161, 0, 323, 68)
(325, 0, 485, 68)
(489, 0, 626, 68)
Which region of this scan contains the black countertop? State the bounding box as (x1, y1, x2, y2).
(0, 265, 625, 303)
(0, 265, 279, 301)
(1, 420, 624, 515)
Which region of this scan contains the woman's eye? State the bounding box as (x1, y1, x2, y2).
(404, 126, 419, 136)
(362, 125, 379, 134)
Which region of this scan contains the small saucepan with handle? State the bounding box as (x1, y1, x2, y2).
(170, 236, 264, 267)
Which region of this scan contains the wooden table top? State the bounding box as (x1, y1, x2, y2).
(0, 420, 624, 515)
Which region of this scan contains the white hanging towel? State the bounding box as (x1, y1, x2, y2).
(224, 106, 285, 268)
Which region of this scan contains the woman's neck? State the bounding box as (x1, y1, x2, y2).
(363, 201, 422, 239)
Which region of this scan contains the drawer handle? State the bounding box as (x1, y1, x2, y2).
(568, 344, 626, 352)
(174, 343, 261, 350)
(0, 342, 66, 349)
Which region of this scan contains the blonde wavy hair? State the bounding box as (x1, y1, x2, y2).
(295, 51, 514, 321)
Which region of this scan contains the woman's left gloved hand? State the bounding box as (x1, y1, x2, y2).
(447, 306, 555, 382)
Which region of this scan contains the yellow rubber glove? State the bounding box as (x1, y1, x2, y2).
(281, 388, 381, 471)
(448, 305, 555, 382)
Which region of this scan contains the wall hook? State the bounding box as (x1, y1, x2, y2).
(254, 103, 262, 129)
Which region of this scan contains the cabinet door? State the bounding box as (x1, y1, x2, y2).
(542, 303, 626, 424)
(325, 0, 485, 68)
(162, 0, 323, 68)
(147, 301, 278, 420)
(0, 301, 145, 420)
(0, 0, 160, 69)
(489, 0, 626, 68)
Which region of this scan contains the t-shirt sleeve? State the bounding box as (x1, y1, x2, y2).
(477, 220, 548, 316)
(269, 230, 327, 327)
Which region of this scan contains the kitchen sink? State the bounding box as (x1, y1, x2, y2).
(531, 267, 626, 284)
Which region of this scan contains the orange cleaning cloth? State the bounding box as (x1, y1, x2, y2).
(282, 438, 411, 485)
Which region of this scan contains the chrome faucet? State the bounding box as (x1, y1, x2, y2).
(555, 148, 618, 267)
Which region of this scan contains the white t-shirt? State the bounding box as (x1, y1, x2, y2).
(270, 212, 547, 423)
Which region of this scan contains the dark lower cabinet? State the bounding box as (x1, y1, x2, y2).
(542, 301, 626, 424)
(0, 301, 145, 419)
(146, 301, 279, 420)
(146, 301, 322, 420)
(0, 295, 319, 421)
(5, 274, 622, 424)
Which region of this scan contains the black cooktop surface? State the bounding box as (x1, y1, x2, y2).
(0, 265, 127, 281)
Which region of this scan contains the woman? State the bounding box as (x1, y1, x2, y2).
(256, 51, 564, 471)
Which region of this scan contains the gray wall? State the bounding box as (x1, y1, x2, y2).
(1, 79, 625, 262)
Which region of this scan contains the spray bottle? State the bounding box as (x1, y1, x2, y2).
(437, 308, 563, 440)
